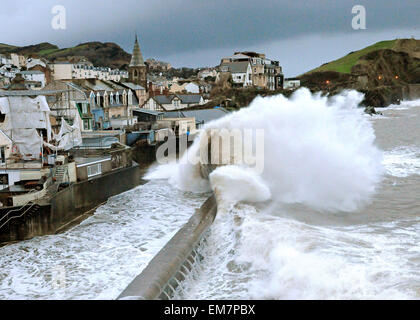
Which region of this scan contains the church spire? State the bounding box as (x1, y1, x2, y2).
(130, 34, 145, 67)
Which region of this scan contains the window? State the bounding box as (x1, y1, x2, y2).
(122, 91, 127, 105)
(90, 94, 95, 108)
(0, 147, 5, 164)
(0, 173, 8, 185)
(128, 91, 133, 105)
(83, 119, 91, 130)
(82, 103, 88, 114)
(103, 93, 108, 107)
(87, 163, 102, 178)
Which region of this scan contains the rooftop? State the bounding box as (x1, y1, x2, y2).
(121, 82, 145, 90)
(153, 94, 203, 105)
(19, 70, 45, 75)
(132, 108, 164, 116)
(220, 61, 250, 73)
(164, 107, 229, 124)
(0, 89, 71, 96)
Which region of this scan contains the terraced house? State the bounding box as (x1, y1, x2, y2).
(72, 79, 140, 129)
(44, 79, 143, 131)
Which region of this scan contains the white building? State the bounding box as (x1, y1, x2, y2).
(51, 62, 128, 82)
(10, 53, 26, 68)
(218, 61, 252, 87)
(20, 70, 46, 88)
(184, 82, 200, 94)
(0, 54, 12, 66)
(0, 94, 52, 159)
(198, 68, 217, 80)
(283, 78, 301, 90)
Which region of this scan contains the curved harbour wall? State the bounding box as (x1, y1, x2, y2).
(118, 195, 217, 300)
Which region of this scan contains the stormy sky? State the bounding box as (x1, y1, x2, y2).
(2, 0, 419, 76)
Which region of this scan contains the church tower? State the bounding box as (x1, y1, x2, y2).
(128, 34, 148, 91)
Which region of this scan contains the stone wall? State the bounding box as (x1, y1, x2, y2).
(118, 196, 217, 300)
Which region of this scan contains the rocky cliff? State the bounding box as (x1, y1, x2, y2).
(299, 38, 420, 107)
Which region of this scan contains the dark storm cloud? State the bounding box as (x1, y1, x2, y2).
(1, 0, 419, 74)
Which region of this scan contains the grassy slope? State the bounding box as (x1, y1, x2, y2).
(37, 44, 90, 57)
(307, 40, 397, 74)
(37, 48, 59, 56)
(0, 43, 17, 50)
(44, 44, 90, 55)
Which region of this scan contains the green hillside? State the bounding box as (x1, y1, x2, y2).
(0, 42, 131, 69)
(0, 43, 17, 50)
(307, 40, 397, 74)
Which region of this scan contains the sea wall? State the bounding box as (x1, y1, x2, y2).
(131, 141, 157, 168)
(0, 165, 144, 244)
(0, 204, 51, 243)
(118, 195, 218, 300)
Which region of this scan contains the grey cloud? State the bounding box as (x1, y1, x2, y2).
(1, 0, 419, 74)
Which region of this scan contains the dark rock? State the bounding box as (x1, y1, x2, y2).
(364, 106, 377, 115)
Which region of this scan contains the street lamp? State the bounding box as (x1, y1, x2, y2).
(326, 80, 331, 92)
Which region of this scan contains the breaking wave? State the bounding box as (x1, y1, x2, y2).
(383, 146, 420, 178)
(377, 99, 420, 111)
(149, 88, 384, 212)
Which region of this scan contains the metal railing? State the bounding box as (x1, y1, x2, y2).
(54, 165, 69, 193)
(0, 189, 39, 232)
